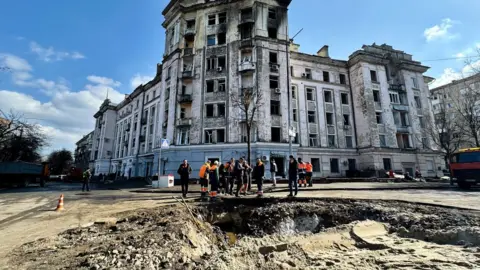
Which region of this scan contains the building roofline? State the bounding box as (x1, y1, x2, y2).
(430, 73, 480, 92)
(290, 51, 347, 67)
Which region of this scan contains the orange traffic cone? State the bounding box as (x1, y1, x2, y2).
(55, 194, 64, 211)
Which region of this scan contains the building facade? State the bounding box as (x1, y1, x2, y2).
(90, 0, 445, 179)
(73, 131, 93, 170)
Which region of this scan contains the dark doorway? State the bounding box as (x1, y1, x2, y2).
(272, 157, 285, 178)
(348, 159, 357, 171)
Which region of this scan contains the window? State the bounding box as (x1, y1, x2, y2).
(309, 134, 319, 147)
(167, 67, 172, 79)
(206, 80, 215, 93)
(134, 122, 137, 131)
(217, 129, 225, 143)
(269, 52, 278, 64)
(218, 103, 226, 117)
(217, 33, 226, 45)
(206, 104, 214, 117)
(370, 70, 378, 82)
(306, 88, 315, 101)
(341, 93, 349, 105)
(270, 100, 280, 115)
(218, 56, 226, 69)
(376, 112, 382, 124)
(204, 130, 213, 143)
(412, 77, 419, 88)
(373, 90, 380, 102)
(328, 135, 336, 147)
(326, 113, 334, 125)
(422, 137, 429, 149)
(177, 129, 189, 145)
(343, 114, 350, 126)
(207, 35, 216, 46)
(340, 74, 347, 85)
(291, 86, 297, 99)
(383, 158, 392, 171)
(346, 136, 353, 148)
(270, 75, 279, 89)
(149, 124, 154, 134)
(293, 132, 299, 144)
(389, 92, 399, 104)
(180, 108, 186, 119)
(271, 127, 281, 142)
(323, 71, 330, 82)
(324, 91, 332, 103)
(308, 111, 316, 123)
(218, 12, 226, 24)
(311, 158, 321, 172)
(379, 135, 386, 147)
(292, 109, 298, 122)
(208, 14, 216, 25)
(218, 79, 225, 92)
(419, 117, 425, 128)
(330, 158, 339, 173)
(268, 8, 276, 19)
(305, 68, 312, 79)
(207, 58, 215, 70)
(414, 96, 422, 108)
(426, 160, 434, 172)
(268, 28, 277, 39)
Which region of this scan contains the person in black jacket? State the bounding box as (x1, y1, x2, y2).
(234, 157, 245, 197)
(253, 159, 265, 197)
(288, 155, 298, 197)
(177, 160, 192, 198)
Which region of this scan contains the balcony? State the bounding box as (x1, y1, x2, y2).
(239, 39, 254, 49)
(392, 104, 409, 112)
(389, 83, 406, 92)
(139, 135, 146, 142)
(178, 94, 193, 104)
(238, 61, 255, 73)
(182, 70, 193, 79)
(182, 48, 194, 57)
(177, 118, 192, 127)
(396, 125, 410, 133)
(239, 13, 254, 26)
(184, 27, 195, 37)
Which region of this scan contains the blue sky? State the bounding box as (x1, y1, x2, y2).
(0, 0, 479, 154)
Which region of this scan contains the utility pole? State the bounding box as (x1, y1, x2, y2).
(286, 28, 303, 157)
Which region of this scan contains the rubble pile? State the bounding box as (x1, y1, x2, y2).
(9, 199, 480, 269)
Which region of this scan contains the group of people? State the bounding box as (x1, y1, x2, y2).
(177, 155, 315, 200)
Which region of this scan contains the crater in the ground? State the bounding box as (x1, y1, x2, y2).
(9, 198, 480, 270)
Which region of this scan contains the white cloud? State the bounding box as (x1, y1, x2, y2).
(87, 75, 121, 87)
(0, 54, 125, 154)
(429, 68, 463, 89)
(0, 53, 32, 71)
(130, 74, 153, 89)
(29, 41, 85, 62)
(424, 18, 458, 42)
(454, 43, 480, 59)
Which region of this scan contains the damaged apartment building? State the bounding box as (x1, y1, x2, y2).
(88, 0, 444, 178)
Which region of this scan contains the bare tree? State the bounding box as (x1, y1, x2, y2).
(230, 87, 264, 165)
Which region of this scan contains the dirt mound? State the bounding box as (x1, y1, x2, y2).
(8, 199, 480, 269)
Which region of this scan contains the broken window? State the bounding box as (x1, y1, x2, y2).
(177, 129, 189, 145)
(326, 113, 334, 125)
(389, 92, 399, 104)
(180, 108, 186, 119)
(308, 111, 316, 123)
(306, 88, 315, 101)
(218, 56, 226, 69)
(217, 103, 226, 117)
(269, 52, 278, 64)
(376, 112, 382, 124)
(268, 8, 276, 20)
(208, 14, 216, 25)
(207, 58, 215, 70)
(340, 74, 347, 85)
(373, 90, 380, 102)
(218, 79, 225, 92)
(419, 116, 425, 128)
(330, 158, 339, 173)
(206, 80, 215, 93)
(305, 68, 312, 79)
(270, 100, 280, 115)
(186, 20, 195, 29)
(218, 12, 227, 24)
(412, 77, 419, 88)
(217, 32, 226, 45)
(216, 129, 225, 143)
(206, 104, 214, 117)
(370, 70, 378, 82)
(292, 109, 298, 122)
(328, 136, 336, 147)
(346, 136, 353, 148)
(291, 86, 297, 99)
(268, 28, 277, 39)
(379, 135, 386, 147)
(270, 75, 279, 89)
(311, 158, 320, 172)
(383, 158, 391, 170)
(204, 130, 213, 143)
(324, 91, 332, 103)
(271, 127, 281, 142)
(414, 96, 422, 108)
(207, 35, 216, 46)
(343, 114, 350, 126)
(309, 134, 318, 147)
(323, 71, 330, 82)
(341, 93, 349, 105)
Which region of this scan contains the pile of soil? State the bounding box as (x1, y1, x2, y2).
(8, 198, 480, 269)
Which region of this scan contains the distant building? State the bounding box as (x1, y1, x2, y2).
(74, 131, 93, 170)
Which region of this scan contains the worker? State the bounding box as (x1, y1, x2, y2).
(177, 159, 192, 198)
(270, 159, 278, 187)
(288, 155, 298, 197)
(209, 161, 220, 201)
(234, 157, 245, 197)
(243, 159, 252, 192)
(253, 158, 265, 197)
(305, 161, 313, 187)
(82, 168, 91, 192)
(297, 158, 306, 187)
(226, 159, 235, 195)
(218, 162, 226, 195)
(199, 160, 211, 201)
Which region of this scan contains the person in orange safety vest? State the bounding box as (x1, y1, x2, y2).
(305, 161, 313, 187)
(297, 158, 307, 187)
(199, 161, 211, 201)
